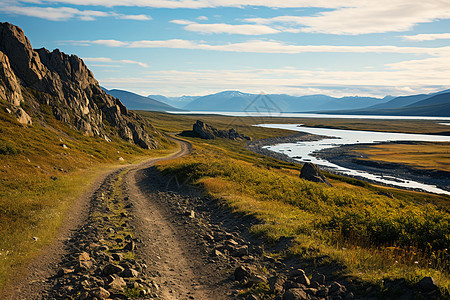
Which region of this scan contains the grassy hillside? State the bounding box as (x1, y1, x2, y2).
(0, 101, 175, 288)
(143, 112, 450, 295)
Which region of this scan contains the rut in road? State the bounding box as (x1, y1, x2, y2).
(125, 164, 234, 299)
(4, 139, 269, 299)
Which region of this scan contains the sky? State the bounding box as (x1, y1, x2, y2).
(1, 0, 450, 98)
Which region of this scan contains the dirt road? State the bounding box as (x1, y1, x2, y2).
(1, 138, 237, 299)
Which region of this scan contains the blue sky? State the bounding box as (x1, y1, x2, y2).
(1, 1, 450, 97)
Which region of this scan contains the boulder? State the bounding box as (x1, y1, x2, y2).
(14, 107, 32, 125)
(90, 287, 110, 299)
(121, 268, 139, 278)
(107, 275, 126, 293)
(282, 288, 308, 300)
(191, 120, 251, 141)
(416, 276, 438, 292)
(234, 266, 252, 282)
(269, 276, 286, 295)
(300, 163, 332, 186)
(103, 263, 125, 276)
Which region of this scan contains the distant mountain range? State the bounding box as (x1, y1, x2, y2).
(103, 89, 182, 112)
(327, 90, 450, 117)
(102, 88, 450, 117)
(147, 94, 199, 109)
(182, 91, 392, 112)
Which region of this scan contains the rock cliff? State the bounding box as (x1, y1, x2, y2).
(0, 22, 159, 149)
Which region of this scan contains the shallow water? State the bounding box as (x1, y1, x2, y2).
(257, 124, 450, 195)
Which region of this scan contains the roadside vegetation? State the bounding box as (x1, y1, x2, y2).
(0, 102, 175, 289)
(143, 112, 450, 295)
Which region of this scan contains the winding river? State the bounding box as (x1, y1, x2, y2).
(257, 124, 450, 195)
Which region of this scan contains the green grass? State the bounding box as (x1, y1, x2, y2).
(0, 103, 176, 289)
(353, 142, 450, 172)
(139, 111, 450, 136)
(157, 138, 450, 295)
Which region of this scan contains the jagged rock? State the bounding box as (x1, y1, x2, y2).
(0, 51, 22, 106)
(329, 281, 346, 295)
(90, 287, 110, 299)
(103, 263, 125, 276)
(234, 266, 252, 281)
(269, 276, 286, 295)
(300, 163, 332, 186)
(282, 288, 308, 300)
(107, 274, 126, 292)
(190, 120, 251, 141)
(232, 245, 249, 257)
(78, 252, 90, 261)
(317, 286, 328, 297)
(0, 22, 159, 149)
(14, 107, 32, 125)
(112, 253, 123, 261)
(121, 268, 139, 278)
(124, 240, 135, 251)
(57, 267, 74, 277)
(290, 269, 310, 286)
(311, 273, 325, 285)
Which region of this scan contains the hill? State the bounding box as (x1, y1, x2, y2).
(104, 89, 181, 112)
(406, 90, 450, 108)
(368, 89, 450, 110)
(0, 22, 162, 149)
(148, 94, 199, 109)
(183, 90, 388, 112)
(323, 90, 450, 117)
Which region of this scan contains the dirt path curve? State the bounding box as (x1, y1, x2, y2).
(1, 137, 213, 299)
(124, 139, 232, 299)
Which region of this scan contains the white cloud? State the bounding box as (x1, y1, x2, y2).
(178, 22, 280, 35)
(72, 38, 450, 56)
(15, 0, 353, 9)
(170, 19, 196, 25)
(117, 14, 152, 21)
(196, 16, 208, 20)
(0, 3, 151, 21)
(91, 39, 129, 47)
(6, 0, 450, 34)
(98, 66, 449, 98)
(244, 1, 450, 35)
(403, 33, 450, 41)
(387, 55, 450, 73)
(0, 5, 110, 21)
(83, 57, 148, 67)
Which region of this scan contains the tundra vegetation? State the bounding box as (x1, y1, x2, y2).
(142, 111, 450, 295)
(0, 101, 175, 288)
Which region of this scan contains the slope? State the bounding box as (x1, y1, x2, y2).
(183, 90, 388, 112)
(105, 89, 181, 111)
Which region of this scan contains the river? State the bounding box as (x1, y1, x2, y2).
(257, 124, 450, 195)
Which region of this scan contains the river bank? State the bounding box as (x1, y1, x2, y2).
(248, 133, 450, 194)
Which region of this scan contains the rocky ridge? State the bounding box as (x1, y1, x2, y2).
(0, 22, 158, 149)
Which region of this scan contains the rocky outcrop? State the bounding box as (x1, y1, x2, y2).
(0, 22, 158, 148)
(190, 120, 251, 141)
(300, 163, 332, 186)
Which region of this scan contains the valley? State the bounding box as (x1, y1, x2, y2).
(1, 21, 450, 300)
